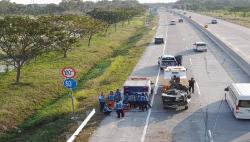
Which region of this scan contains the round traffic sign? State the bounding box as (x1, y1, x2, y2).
(61, 67, 76, 78)
(63, 78, 77, 90)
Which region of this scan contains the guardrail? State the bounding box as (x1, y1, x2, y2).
(176, 11, 250, 78)
(67, 109, 96, 142)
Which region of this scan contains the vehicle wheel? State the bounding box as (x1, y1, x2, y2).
(184, 106, 188, 110)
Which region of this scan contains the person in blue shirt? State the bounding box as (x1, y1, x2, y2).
(123, 93, 130, 110)
(99, 92, 105, 112)
(114, 89, 122, 102)
(115, 100, 124, 118)
(103, 104, 112, 115)
(128, 93, 135, 108)
(123, 93, 129, 104)
(145, 93, 152, 109)
(135, 93, 140, 109)
(139, 94, 147, 111)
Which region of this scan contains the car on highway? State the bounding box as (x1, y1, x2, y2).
(224, 83, 250, 119)
(211, 19, 218, 24)
(170, 20, 176, 25)
(178, 18, 183, 23)
(193, 42, 207, 52)
(154, 37, 164, 44)
(158, 55, 178, 70)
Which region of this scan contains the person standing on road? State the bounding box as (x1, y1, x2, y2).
(108, 91, 115, 109)
(139, 93, 147, 111)
(145, 93, 152, 109)
(188, 77, 195, 93)
(99, 92, 105, 112)
(115, 100, 124, 118)
(114, 89, 122, 102)
(128, 93, 134, 108)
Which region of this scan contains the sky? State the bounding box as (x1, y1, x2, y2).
(9, 0, 177, 5)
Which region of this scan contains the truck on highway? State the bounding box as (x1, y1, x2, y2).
(158, 55, 178, 70)
(123, 77, 153, 96)
(224, 83, 250, 119)
(161, 66, 190, 110)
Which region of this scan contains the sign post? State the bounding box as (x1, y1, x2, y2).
(62, 67, 78, 119)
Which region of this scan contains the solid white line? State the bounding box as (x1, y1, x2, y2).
(196, 82, 201, 95)
(163, 26, 168, 54)
(141, 68, 160, 142)
(208, 130, 213, 142)
(189, 58, 192, 66)
(67, 109, 95, 142)
(141, 14, 168, 142)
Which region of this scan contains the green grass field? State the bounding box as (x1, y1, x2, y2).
(201, 10, 250, 28)
(0, 12, 158, 142)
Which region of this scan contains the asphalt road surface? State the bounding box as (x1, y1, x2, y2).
(89, 8, 250, 142)
(179, 10, 250, 77)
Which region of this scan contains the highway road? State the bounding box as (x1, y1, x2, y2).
(179, 10, 250, 77)
(89, 8, 250, 142)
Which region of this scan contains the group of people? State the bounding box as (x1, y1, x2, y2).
(98, 89, 151, 118)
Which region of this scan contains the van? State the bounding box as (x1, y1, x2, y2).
(224, 83, 250, 119)
(193, 42, 207, 52)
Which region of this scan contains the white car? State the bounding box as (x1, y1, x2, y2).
(193, 42, 207, 52)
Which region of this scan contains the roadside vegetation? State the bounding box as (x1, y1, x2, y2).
(173, 0, 250, 28)
(0, 0, 157, 141)
(1, 11, 157, 142)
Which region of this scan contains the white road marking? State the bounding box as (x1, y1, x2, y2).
(189, 58, 192, 66)
(208, 130, 213, 142)
(141, 18, 168, 142)
(196, 82, 201, 95)
(67, 109, 95, 142)
(163, 27, 168, 54)
(141, 68, 160, 142)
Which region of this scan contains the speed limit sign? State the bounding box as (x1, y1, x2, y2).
(61, 67, 76, 78)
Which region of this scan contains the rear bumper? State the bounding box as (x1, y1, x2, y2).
(234, 112, 250, 119)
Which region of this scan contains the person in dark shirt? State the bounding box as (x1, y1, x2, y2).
(188, 77, 195, 93)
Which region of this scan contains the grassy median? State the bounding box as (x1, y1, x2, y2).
(0, 12, 157, 142)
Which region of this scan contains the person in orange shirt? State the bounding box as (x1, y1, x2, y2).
(108, 91, 115, 109)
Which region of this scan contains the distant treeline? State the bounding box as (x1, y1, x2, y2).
(173, 0, 250, 12)
(0, 0, 145, 15)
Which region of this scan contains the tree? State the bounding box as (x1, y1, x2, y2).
(81, 16, 106, 47)
(0, 16, 56, 84)
(40, 15, 84, 58)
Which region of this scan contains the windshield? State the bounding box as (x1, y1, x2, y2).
(162, 61, 177, 66)
(239, 100, 250, 108)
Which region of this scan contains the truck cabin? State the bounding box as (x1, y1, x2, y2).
(162, 66, 187, 91)
(164, 66, 187, 80)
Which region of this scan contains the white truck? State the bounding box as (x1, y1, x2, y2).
(158, 55, 178, 70)
(123, 77, 153, 95)
(161, 66, 190, 110)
